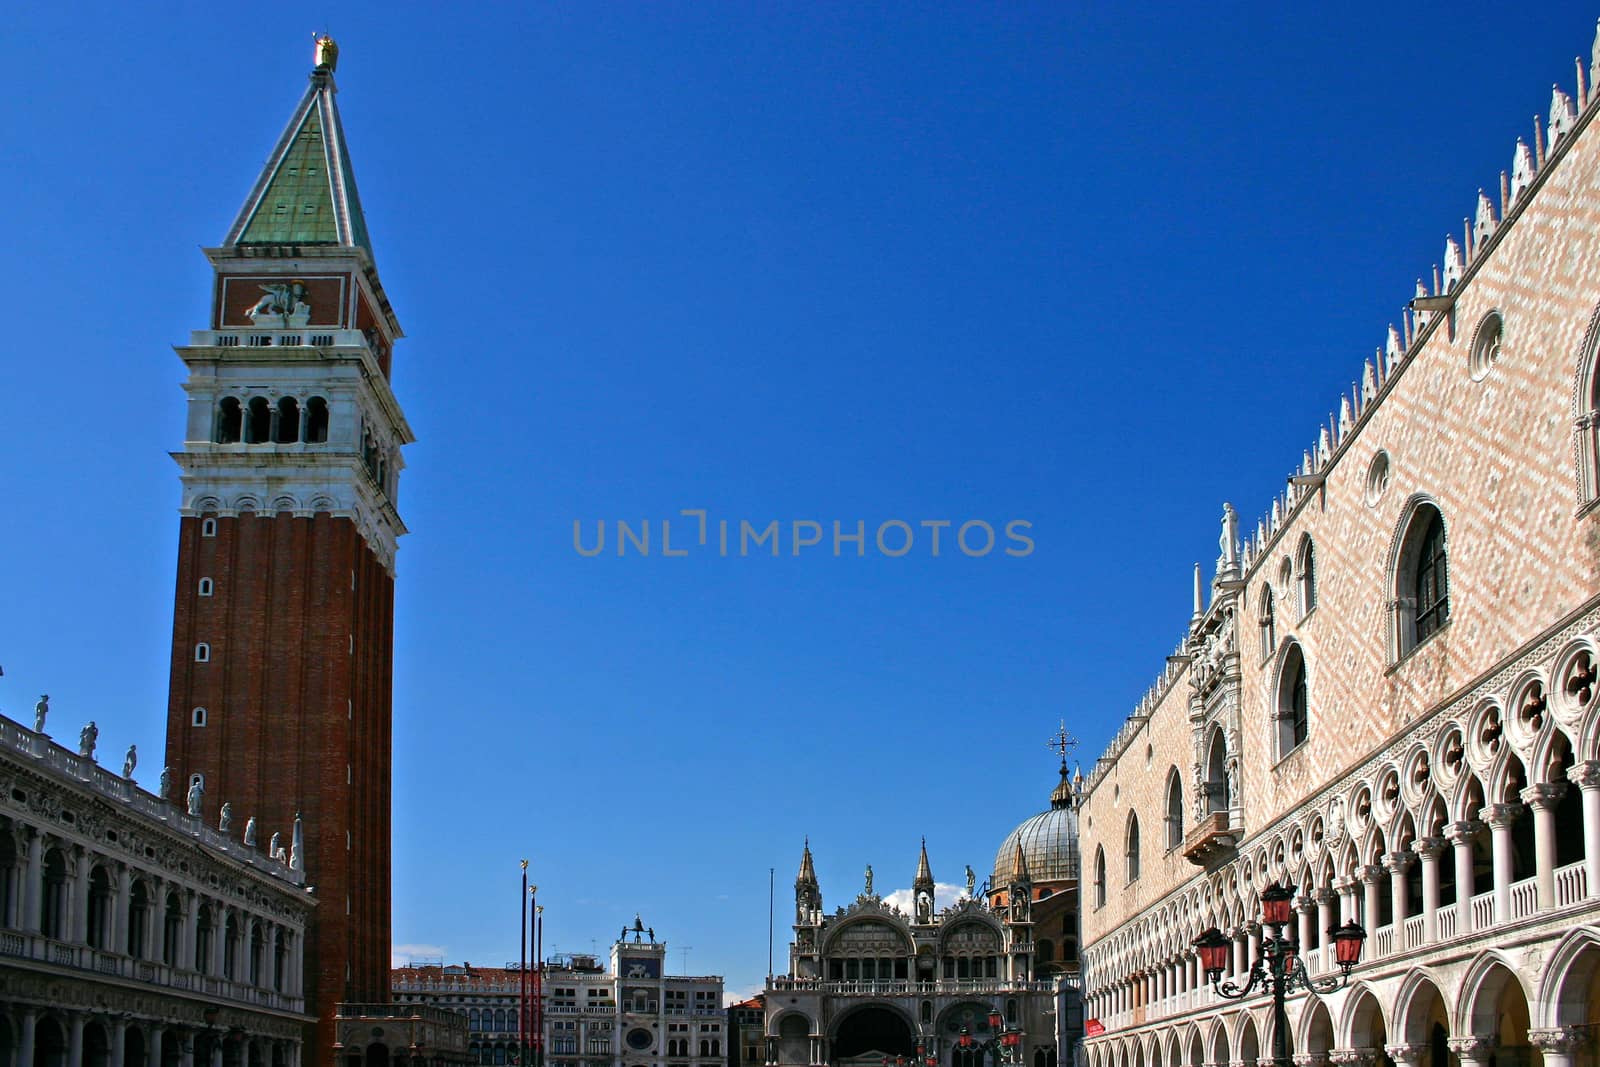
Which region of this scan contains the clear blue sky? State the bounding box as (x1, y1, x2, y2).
(0, 1, 1593, 1000)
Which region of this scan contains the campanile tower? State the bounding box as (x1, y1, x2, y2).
(164, 36, 411, 1055)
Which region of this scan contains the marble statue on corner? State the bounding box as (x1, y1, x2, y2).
(219, 802, 232, 833)
(244, 815, 258, 847)
(1218, 502, 1240, 572)
(79, 721, 98, 759)
(122, 744, 137, 779)
(158, 766, 172, 801)
(965, 864, 976, 898)
(186, 777, 204, 817)
(269, 832, 284, 862)
(246, 280, 312, 327)
(864, 864, 873, 897)
(33, 694, 48, 733)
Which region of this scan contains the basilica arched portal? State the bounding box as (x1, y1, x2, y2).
(832, 1005, 917, 1066)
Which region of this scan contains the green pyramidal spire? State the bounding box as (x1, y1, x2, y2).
(226, 38, 372, 256)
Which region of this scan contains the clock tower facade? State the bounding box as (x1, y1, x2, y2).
(163, 37, 412, 1057)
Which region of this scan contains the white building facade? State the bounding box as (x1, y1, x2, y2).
(0, 711, 313, 1067)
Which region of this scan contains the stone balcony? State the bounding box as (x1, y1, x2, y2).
(1181, 811, 1240, 866)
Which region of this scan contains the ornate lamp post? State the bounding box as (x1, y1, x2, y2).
(957, 1011, 1024, 1067)
(1193, 884, 1366, 1067)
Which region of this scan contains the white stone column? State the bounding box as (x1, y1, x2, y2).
(1359, 866, 1383, 935)
(70, 846, 92, 944)
(114, 862, 133, 956)
(1567, 760, 1600, 899)
(1314, 888, 1336, 964)
(1230, 927, 1246, 979)
(151, 1027, 165, 1067)
(113, 1018, 128, 1067)
(1413, 837, 1444, 941)
(212, 908, 227, 977)
(23, 832, 44, 932)
(182, 892, 198, 972)
(1483, 804, 1524, 923)
(18, 1008, 36, 1067)
(1295, 896, 1313, 953)
(1336, 878, 1358, 927)
(1523, 783, 1567, 909)
(68, 1011, 85, 1067)
(1446, 821, 1480, 924)
(1245, 921, 1261, 973)
(1385, 851, 1414, 928)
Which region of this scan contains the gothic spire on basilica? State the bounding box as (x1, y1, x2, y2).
(914, 837, 934, 893)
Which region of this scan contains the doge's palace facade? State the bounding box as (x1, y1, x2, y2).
(1078, 18, 1600, 1067)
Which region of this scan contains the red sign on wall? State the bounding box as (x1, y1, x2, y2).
(1084, 1020, 1105, 1037)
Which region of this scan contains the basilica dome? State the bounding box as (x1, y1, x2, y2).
(991, 764, 1081, 888)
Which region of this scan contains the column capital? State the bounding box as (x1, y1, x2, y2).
(1528, 1028, 1592, 1054)
(1521, 783, 1569, 809)
(1411, 836, 1447, 859)
(1385, 1045, 1428, 1067)
(1447, 1036, 1495, 1058)
(1358, 864, 1385, 884)
(1567, 759, 1600, 791)
(1383, 850, 1416, 873)
(1292, 1056, 1330, 1067)
(1243, 920, 1262, 937)
(1328, 1049, 1377, 1067)
(1481, 803, 1526, 829)
(1294, 896, 1318, 914)
(1445, 820, 1484, 844)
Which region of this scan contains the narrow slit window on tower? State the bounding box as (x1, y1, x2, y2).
(198, 577, 214, 597)
(201, 518, 218, 538)
(192, 707, 208, 727)
(194, 642, 211, 663)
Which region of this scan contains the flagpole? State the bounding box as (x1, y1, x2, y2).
(520, 860, 529, 1065)
(535, 902, 545, 1067)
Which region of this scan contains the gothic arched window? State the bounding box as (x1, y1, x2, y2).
(1092, 847, 1106, 908)
(305, 397, 330, 443)
(1276, 642, 1309, 756)
(1393, 502, 1450, 657)
(1164, 769, 1184, 848)
(1125, 814, 1141, 883)
(1296, 535, 1317, 616)
(1203, 728, 1227, 813)
(1259, 587, 1276, 661)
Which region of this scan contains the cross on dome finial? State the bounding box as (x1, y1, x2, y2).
(1047, 720, 1078, 766)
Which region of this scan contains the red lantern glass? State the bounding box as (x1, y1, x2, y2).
(1192, 927, 1230, 976)
(987, 1011, 1003, 1032)
(1260, 883, 1296, 927)
(1331, 921, 1367, 969)
(917, 1046, 925, 1058)
(959, 1030, 973, 1050)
